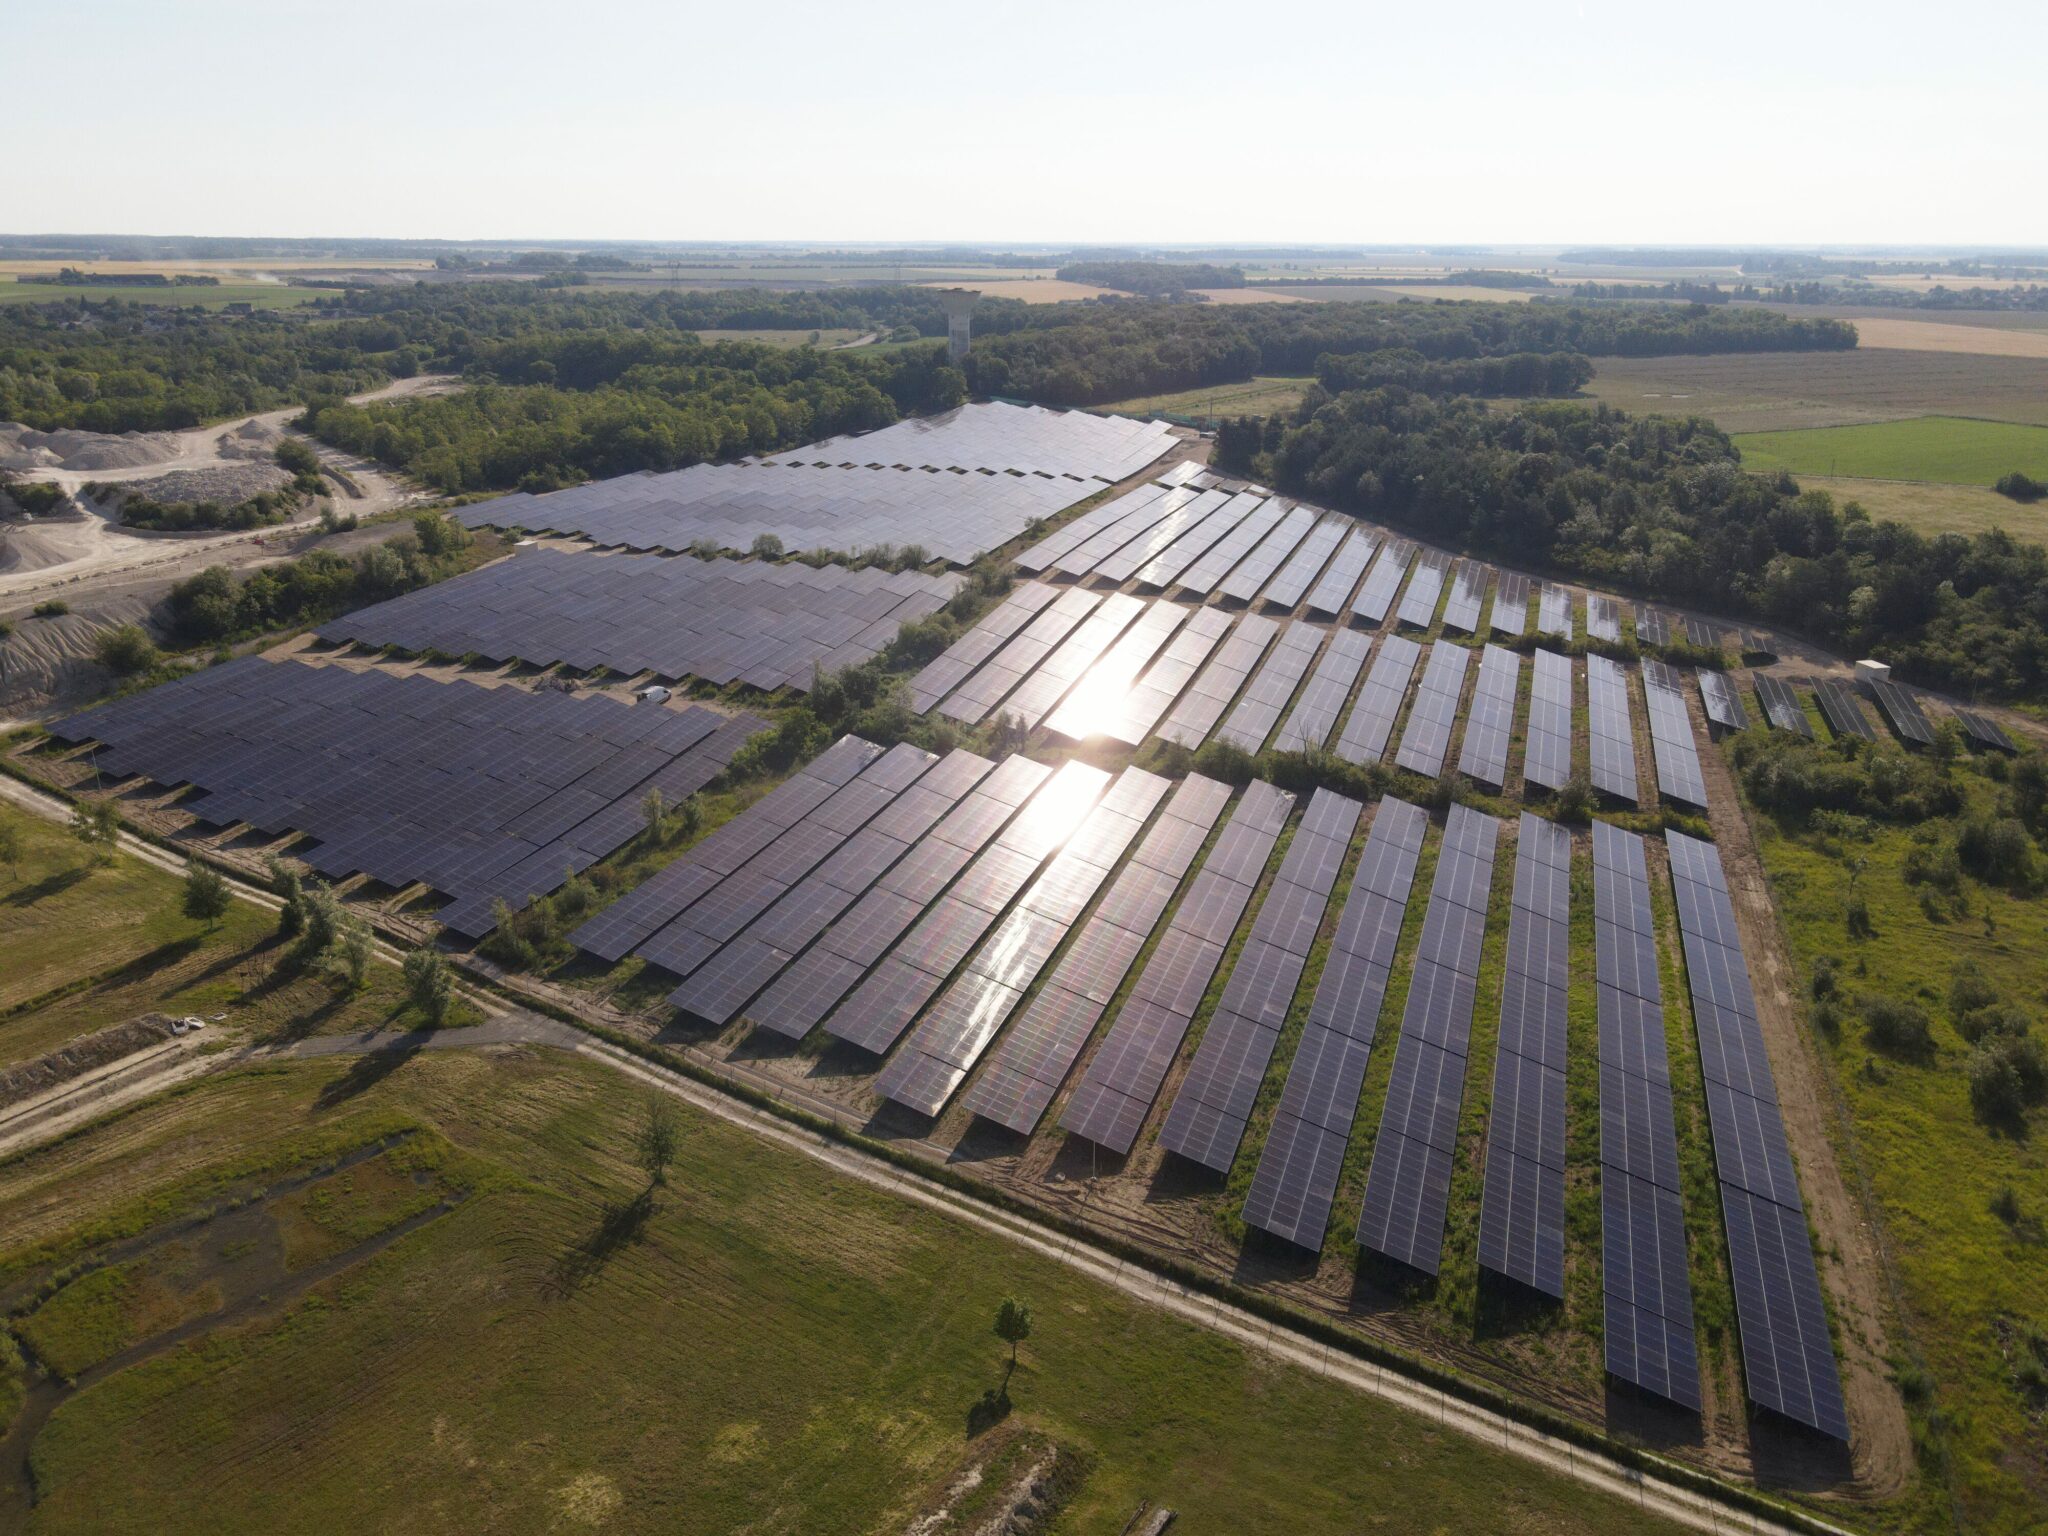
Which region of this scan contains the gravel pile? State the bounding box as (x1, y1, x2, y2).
(0, 422, 182, 472)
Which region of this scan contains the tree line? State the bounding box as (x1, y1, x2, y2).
(1217, 387, 2048, 701)
(1054, 261, 1245, 296)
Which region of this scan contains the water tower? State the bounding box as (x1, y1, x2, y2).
(933, 287, 978, 366)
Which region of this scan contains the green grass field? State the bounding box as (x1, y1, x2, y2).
(1732, 416, 2048, 485)
(1098, 376, 1313, 420)
(1586, 352, 2048, 434)
(1792, 475, 2048, 542)
(1728, 734, 2048, 1533)
(0, 1048, 1693, 1535)
(0, 281, 330, 311)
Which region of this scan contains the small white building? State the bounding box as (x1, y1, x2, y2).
(1854, 659, 1891, 694)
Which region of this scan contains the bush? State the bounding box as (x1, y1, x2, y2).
(1191, 739, 1255, 787)
(403, 948, 454, 1025)
(92, 623, 159, 675)
(32, 600, 68, 618)
(1993, 471, 2046, 503)
(1967, 1033, 2048, 1123)
(1861, 994, 1933, 1056)
(1957, 815, 2036, 887)
(1551, 773, 1593, 824)
(1956, 1003, 2032, 1045)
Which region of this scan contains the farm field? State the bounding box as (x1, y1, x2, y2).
(1250, 283, 1538, 304)
(0, 281, 330, 311)
(1792, 476, 2048, 541)
(1849, 318, 2048, 358)
(1731, 416, 2048, 485)
(917, 278, 1117, 303)
(691, 327, 867, 349)
(0, 1047, 1694, 1536)
(1188, 287, 1303, 305)
(1584, 350, 2048, 432)
(1098, 376, 1314, 419)
(1728, 731, 2048, 1534)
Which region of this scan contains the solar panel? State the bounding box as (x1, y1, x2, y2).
(1137, 494, 1269, 592)
(1698, 670, 1750, 733)
(1475, 813, 1571, 1297)
(1395, 550, 1452, 630)
(1257, 516, 1347, 611)
(1457, 645, 1521, 789)
(1809, 676, 1878, 741)
(1304, 526, 1380, 616)
(1351, 538, 1416, 625)
(1584, 654, 1639, 805)
(1491, 571, 1530, 636)
(1954, 707, 2017, 753)
(1753, 674, 1815, 738)
(1043, 600, 1189, 742)
(1099, 608, 1234, 746)
(56, 656, 769, 945)
(1523, 649, 1574, 793)
(1054, 483, 1206, 578)
(1015, 482, 1171, 574)
(1393, 639, 1471, 779)
(1159, 788, 1364, 1172)
(1213, 620, 1327, 753)
(1061, 781, 1294, 1153)
(1441, 563, 1489, 635)
(1869, 679, 1936, 746)
(1536, 583, 1573, 638)
(994, 594, 1148, 730)
(1333, 633, 1421, 765)
(1664, 831, 1848, 1439)
(1091, 488, 1235, 585)
(960, 775, 1234, 1134)
(1358, 805, 1499, 1273)
(934, 586, 1102, 725)
(1589, 821, 1701, 1409)
(1586, 594, 1623, 644)
(1683, 615, 1724, 652)
(1155, 615, 1280, 750)
(906, 583, 1061, 713)
(1641, 661, 1710, 811)
(1218, 504, 1318, 606)
(1635, 605, 1671, 648)
(1272, 628, 1373, 754)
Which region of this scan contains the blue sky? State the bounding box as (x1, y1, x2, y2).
(7, 0, 2043, 245)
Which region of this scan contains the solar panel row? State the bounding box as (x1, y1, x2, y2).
(1393, 640, 1471, 778)
(744, 755, 1051, 1038)
(1219, 505, 1319, 606)
(1332, 633, 1422, 766)
(959, 775, 1234, 1134)
(1242, 797, 1429, 1249)
(873, 767, 1175, 1115)
(1272, 628, 1373, 754)
(1586, 595, 1623, 644)
(1043, 602, 1190, 742)
(1051, 484, 1207, 578)
(1014, 482, 1175, 574)
(1440, 562, 1489, 635)
(1698, 670, 1751, 733)
(317, 547, 961, 697)
(997, 594, 1148, 730)
(1176, 498, 1296, 598)
(1665, 831, 1849, 1440)
(1536, 583, 1573, 639)
(1585, 654, 1639, 806)
(1524, 649, 1575, 793)
(1635, 605, 1671, 648)
(1305, 526, 1380, 616)
(1642, 660, 1710, 810)
(1395, 550, 1452, 630)
(1061, 781, 1294, 1153)
(1091, 609, 1237, 747)
(1491, 571, 1531, 637)
(1477, 814, 1571, 1297)
(1351, 539, 1417, 625)
(1954, 707, 2017, 753)
(1809, 676, 1878, 741)
(1358, 804, 1501, 1274)
(1093, 489, 1239, 586)
(1457, 645, 1522, 790)
(767, 401, 1177, 483)
(1683, 615, 1724, 652)
(1869, 678, 1936, 746)
(1159, 788, 1365, 1172)
(905, 582, 1062, 714)
(1752, 674, 1815, 738)
(935, 587, 1106, 725)
(1257, 517, 1348, 611)
(1137, 495, 1273, 592)
(1214, 621, 1326, 752)
(53, 656, 765, 941)
(1155, 616, 1281, 750)
(1591, 821, 1701, 1410)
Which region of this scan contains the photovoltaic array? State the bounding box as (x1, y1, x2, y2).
(1135, 494, 1275, 593)
(1683, 614, 1724, 651)
(1043, 602, 1191, 742)
(875, 767, 1174, 1115)
(958, 775, 1233, 1134)
(51, 657, 763, 938)
(905, 583, 1063, 713)
(1635, 605, 1671, 647)
(1062, 782, 1293, 1153)
(1159, 787, 1364, 1172)
(1352, 538, 1417, 625)
(1491, 571, 1531, 636)
(317, 548, 959, 695)
(1667, 831, 1848, 1439)
(1698, 670, 1750, 733)
(1440, 562, 1489, 634)
(1752, 674, 1815, 738)
(1305, 526, 1379, 615)
(1523, 649, 1574, 792)
(1393, 639, 1471, 778)
(1219, 504, 1319, 605)
(1334, 633, 1422, 766)
(1156, 616, 1279, 749)
(1478, 814, 1571, 1298)
(452, 402, 1171, 565)
(1869, 678, 1936, 746)
(1213, 620, 1325, 752)
(1242, 797, 1427, 1250)
(1536, 582, 1573, 638)
(1259, 517, 1348, 611)
(1592, 821, 1701, 1411)
(1586, 595, 1623, 644)
(1271, 628, 1373, 753)
(1457, 645, 1521, 789)
(1809, 676, 1877, 741)
(1585, 653, 1639, 805)
(1395, 549, 1452, 629)
(1953, 707, 2016, 752)
(1358, 803, 1500, 1274)
(1642, 660, 1710, 810)
(1018, 478, 1198, 578)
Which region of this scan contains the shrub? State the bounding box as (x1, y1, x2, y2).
(1993, 471, 2046, 503)
(403, 948, 454, 1025)
(1551, 773, 1593, 824)
(1861, 994, 1933, 1056)
(750, 533, 784, 560)
(1967, 1034, 2048, 1123)
(1845, 895, 1874, 938)
(1956, 815, 2035, 887)
(1956, 1003, 2032, 1045)
(32, 600, 68, 618)
(92, 623, 159, 675)
(1191, 739, 1255, 787)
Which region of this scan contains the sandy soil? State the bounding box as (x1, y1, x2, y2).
(1851, 317, 2048, 357)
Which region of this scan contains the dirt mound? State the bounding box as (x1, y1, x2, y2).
(0, 422, 182, 473)
(0, 1013, 178, 1109)
(106, 461, 291, 508)
(217, 418, 284, 461)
